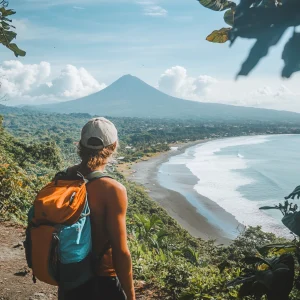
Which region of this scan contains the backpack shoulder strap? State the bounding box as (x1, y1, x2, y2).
(85, 171, 113, 183)
(53, 169, 68, 179)
(53, 168, 79, 182)
(55, 167, 113, 183)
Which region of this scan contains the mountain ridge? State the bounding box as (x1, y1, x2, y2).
(31, 74, 300, 122)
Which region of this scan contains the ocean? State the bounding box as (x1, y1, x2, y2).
(158, 135, 300, 238)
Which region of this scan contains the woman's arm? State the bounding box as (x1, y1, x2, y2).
(106, 182, 135, 300)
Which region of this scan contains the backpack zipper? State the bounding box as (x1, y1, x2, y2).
(69, 192, 76, 205)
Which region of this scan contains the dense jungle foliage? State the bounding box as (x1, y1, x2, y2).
(1, 108, 300, 299)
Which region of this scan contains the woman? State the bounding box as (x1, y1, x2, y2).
(59, 117, 135, 300)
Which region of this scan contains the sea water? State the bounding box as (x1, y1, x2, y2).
(159, 135, 300, 237)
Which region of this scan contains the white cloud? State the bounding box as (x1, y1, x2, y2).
(158, 66, 300, 112)
(206, 80, 300, 111)
(158, 66, 217, 100)
(137, 1, 168, 17)
(144, 5, 167, 16)
(251, 85, 294, 98)
(73, 6, 85, 9)
(243, 84, 299, 109)
(0, 61, 106, 104)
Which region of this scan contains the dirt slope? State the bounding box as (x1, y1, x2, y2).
(0, 222, 158, 300)
(0, 222, 57, 300)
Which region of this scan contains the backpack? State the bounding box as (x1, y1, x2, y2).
(24, 169, 111, 291)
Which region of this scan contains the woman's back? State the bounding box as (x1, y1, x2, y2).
(87, 177, 117, 277)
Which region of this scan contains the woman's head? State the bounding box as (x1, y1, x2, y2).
(78, 117, 118, 169)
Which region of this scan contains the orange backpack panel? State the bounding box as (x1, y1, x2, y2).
(30, 225, 59, 285)
(33, 179, 86, 225)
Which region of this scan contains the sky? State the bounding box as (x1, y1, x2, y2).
(1, 0, 300, 112)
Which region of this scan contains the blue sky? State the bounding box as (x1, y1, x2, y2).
(7, 0, 279, 81)
(1, 0, 300, 111)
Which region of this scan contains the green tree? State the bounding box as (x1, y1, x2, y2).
(0, 0, 26, 57)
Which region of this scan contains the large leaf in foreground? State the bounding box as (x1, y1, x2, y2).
(0, 3, 26, 57)
(206, 27, 231, 43)
(0, 7, 16, 17)
(285, 185, 300, 200)
(257, 244, 297, 257)
(259, 206, 279, 210)
(282, 32, 300, 79)
(236, 26, 286, 77)
(0, 29, 16, 45)
(224, 8, 235, 26)
(7, 43, 26, 57)
(198, 0, 236, 11)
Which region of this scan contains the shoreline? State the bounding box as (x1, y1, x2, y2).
(127, 140, 242, 245)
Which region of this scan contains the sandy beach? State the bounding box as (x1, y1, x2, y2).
(127, 140, 242, 245)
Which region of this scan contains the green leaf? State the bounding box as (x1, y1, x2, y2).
(150, 215, 162, 229)
(156, 229, 169, 241)
(172, 250, 182, 256)
(197, 0, 236, 11)
(224, 9, 234, 26)
(227, 274, 256, 288)
(7, 43, 26, 57)
(0, 7, 16, 17)
(206, 27, 231, 43)
(0, 30, 16, 45)
(285, 184, 300, 200)
(2, 17, 12, 23)
(257, 243, 297, 256)
(1, 21, 13, 30)
(259, 206, 279, 210)
(243, 256, 272, 268)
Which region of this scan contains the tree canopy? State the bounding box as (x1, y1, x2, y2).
(0, 0, 25, 57)
(198, 0, 300, 79)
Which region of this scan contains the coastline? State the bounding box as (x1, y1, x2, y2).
(126, 140, 242, 245)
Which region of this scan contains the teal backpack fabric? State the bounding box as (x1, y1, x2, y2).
(57, 197, 93, 291)
(59, 200, 92, 264)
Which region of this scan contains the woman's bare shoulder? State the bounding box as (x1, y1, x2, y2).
(93, 177, 126, 194)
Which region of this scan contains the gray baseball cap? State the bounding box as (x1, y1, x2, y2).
(80, 117, 118, 149)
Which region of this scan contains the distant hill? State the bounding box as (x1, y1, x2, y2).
(0, 104, 23, 114)
(27, 75, 300, 122)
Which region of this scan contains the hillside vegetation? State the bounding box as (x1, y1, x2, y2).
(1, 109, 300, 299)
(2, 105, 300, 165)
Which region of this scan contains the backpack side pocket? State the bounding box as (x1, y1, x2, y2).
(24, 206, 35, 269)
(31, 225, 59, 286)
(24, 225, 33, 269)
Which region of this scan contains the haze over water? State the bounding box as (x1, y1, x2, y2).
(159, 135, 300, 237)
